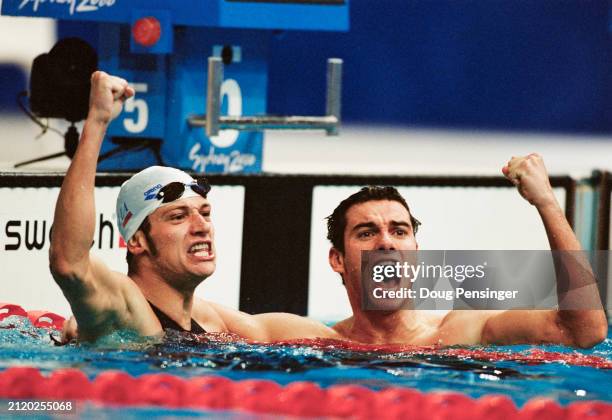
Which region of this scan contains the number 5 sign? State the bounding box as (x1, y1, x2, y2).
(106, 72, 167, 139)
(123, 83, 149, 134)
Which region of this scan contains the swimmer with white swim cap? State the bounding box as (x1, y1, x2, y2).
(327, 158, 607, 347)
(51, 71, 339, 342)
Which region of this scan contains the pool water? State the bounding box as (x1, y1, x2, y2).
(0, 316, 611, 418)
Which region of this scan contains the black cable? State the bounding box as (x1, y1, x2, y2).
(98, 138, 166, 166)
(16, 91, 64, 139)
(98, 142, 152, 164)
(151, 141, 166, 166)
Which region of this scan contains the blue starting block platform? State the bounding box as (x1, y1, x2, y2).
(1, 0, 349, 172)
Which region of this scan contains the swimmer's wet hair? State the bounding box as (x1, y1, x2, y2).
(126, 217, 153, 269)
(326, 186, 420, 253)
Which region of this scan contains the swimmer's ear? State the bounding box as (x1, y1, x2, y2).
(329, 247, 345, 275)
(127, 231, 147, 256)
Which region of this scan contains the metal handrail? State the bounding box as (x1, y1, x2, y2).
(188, 57, 343, 136)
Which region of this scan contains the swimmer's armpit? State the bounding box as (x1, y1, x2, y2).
(59, 316, 78, 345)
(481, 309, 607, 349)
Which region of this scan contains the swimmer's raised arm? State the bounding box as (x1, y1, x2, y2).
(205, 301, 339, 342)
(50, 72, 133, 273)
(49, 72, 137, 328)
(482, 154, 607, 348)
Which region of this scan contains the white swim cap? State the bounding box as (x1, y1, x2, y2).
(116, 166, 208, 242)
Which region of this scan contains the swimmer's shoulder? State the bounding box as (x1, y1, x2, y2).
(331, 317, 353, 338)
(66, 259, 162, 338)
(272, 313, 340, 340)
(200, 299, 340, 341)
(436, 310, 504, 346)
(251, 312, 340, 341)
(192, 298, 233, 333)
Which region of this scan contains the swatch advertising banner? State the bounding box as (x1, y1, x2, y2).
(0, 185, 244, 315)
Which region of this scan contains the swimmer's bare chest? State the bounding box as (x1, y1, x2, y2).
(332, 311, 488, 346)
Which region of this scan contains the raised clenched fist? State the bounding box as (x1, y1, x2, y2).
(88, 71, 135, 124)
(502, 153, 557, 208)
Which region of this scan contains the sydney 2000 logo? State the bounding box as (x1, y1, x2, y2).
(18, 0, 116, 15)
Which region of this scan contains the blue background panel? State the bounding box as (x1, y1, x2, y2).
(1, 0, 348, 30)
(219, 1, 349, 30)
(267, 0, 612, 133)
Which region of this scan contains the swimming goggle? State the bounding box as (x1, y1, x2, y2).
(155, 179, 211, 203)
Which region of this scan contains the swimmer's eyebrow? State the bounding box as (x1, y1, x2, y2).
(390, 220, 412, 229)
(351, 222, 378, 232)
(162, 203, 211, 214)
(351, 220, 412, 232)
